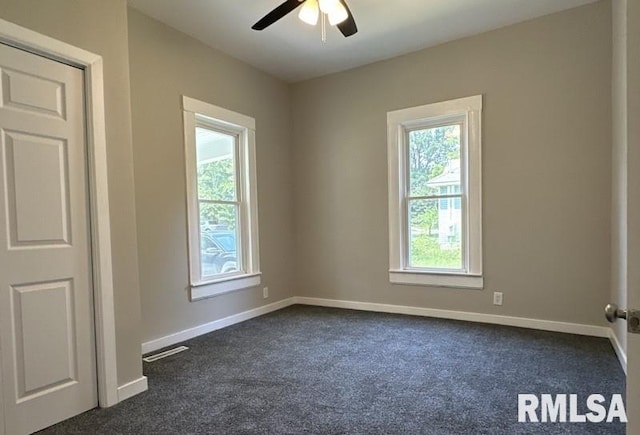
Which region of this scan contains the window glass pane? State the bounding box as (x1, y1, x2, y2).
(409, 199, 462, 269)
(196, 127, 236, 201)
(409, 125, 461, 196)
(199, 203, 240, 278)
(437, 187, 447, 210)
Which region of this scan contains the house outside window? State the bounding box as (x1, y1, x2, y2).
(387, 95, 483, 289)
(429, 161, 462, 248)
(183, 96, 260, 300)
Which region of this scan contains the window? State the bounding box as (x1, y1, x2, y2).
(183, 96, 260, 300)
(387, 95, 483, 289)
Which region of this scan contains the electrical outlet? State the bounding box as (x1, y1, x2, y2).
(263, 287, 269, 299)
(493, 292, 503, 306)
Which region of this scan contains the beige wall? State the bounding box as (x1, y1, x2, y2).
(0, 1, 143, 385)
(0, 0, 615, 391)
(127, 9, 295, 343)
(611, 0, 627, 352)
(291, 2, 612, 326)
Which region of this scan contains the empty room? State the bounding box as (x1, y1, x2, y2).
(0, 0, 638, 433)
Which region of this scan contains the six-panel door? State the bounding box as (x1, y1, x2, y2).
(0, 43, 97, 435)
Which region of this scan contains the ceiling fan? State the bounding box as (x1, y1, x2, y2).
(252, 0, 358, 38)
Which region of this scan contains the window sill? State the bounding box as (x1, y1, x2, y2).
(389, 270, 483, 289)
(190, 272, 261, 301)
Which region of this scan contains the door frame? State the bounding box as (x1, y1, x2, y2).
(0, 342, 3, 435)
(0, 19, 119, 408)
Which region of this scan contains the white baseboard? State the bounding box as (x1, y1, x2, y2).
(608, 328, 627, 374)
(141, 296, 622, 375)
(117, 376, 148, 403)
(293, 297, 610, 338)
(141, 297, 296, 354)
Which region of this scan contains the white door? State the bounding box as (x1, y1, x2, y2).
(0, 43, 97, 434)
(626, 0, 640, 431)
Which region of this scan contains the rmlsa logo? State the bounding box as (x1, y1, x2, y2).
(518, 394, 627, 423)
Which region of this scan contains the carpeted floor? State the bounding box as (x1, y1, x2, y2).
(40, 305, 625, 434)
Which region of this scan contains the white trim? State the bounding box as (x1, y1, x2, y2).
(190, 273, 261, 301)
(0, 19, 100, 67)
(389, 270, 483, 289)
(85, 54, 120, 409)
(116, 377, 148, 403)
(183, 110, 201, 282)
(608, 328, 627, 374)
(0, 19, 119, 407)
(182, 96, 261, 301)
(293, 297, 609, 337)
(387, 95, 482, 124)
(387, 95, 483, 288)
(182, 96, 255, 130)
(245, 128, 260, 273)
(141, 298, 296, 354)
(0, 342, 4, 435)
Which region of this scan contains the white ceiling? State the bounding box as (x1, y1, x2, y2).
(127, 0, 598, 83)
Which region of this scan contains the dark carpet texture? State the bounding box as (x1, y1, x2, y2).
(41, 305, 625, 434)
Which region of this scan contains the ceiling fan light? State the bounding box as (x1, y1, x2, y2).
(328, 2, 348, 25)
(318, 0, 341, 15)
(298, 0, 319, 25)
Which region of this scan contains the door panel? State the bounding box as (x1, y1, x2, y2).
(0, 43, 97, 434)
(627, 0, 640, 431)
(1, 67, 66, 118)
(3, 131, 71, 246)
(12, 280, 76, 399)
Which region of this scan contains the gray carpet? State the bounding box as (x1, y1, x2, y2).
(41, 305, 625, 434)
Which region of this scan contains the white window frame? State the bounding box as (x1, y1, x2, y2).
(183, 96, 260, 300)
(387, 95, 483, 289)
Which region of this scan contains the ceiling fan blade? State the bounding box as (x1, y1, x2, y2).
(337, 0, 358, 37)
(252, 0, 305, 31)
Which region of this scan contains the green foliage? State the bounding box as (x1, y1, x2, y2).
(197, 158, 237, 229)
(410, 200, 439, 235)
(410, 234, 461, 269)
(408, 125, 460, 196)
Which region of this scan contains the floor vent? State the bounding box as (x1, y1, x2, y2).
(143, 346, 189, 363)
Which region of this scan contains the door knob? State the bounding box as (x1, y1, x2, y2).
(606, 304, 640, 333)
(604, 303, 627, 323)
